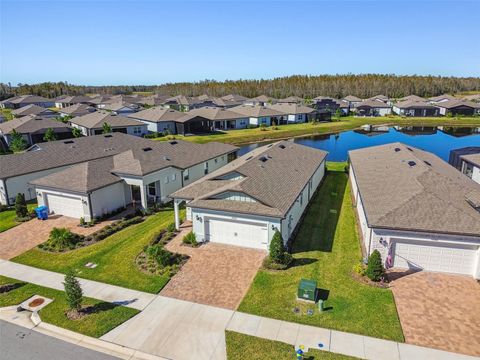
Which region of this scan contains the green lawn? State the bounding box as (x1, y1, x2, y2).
(13, 208, 184, 293)
(0, 202, 37, 232)
(226, 331, 358, 360)
(0, 276, 138, 338)
(238, 167, 404, 342)
(154, 115, 480, 145)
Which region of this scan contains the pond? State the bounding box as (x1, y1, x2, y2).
(238, 125, 480, 162)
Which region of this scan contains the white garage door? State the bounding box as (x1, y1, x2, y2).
(46, 194, 84, 219)
(393, 238, 477, 275)
(205, 218, 268, 250)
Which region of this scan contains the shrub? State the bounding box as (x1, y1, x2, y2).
(79, 217, 86, 227)
(63, 270, 83, 312)
(182, 231, 198, 246)
(15, 193, 28, 219)
(366, 250, 384, 281)
(269, 230, 292, 268)
(0, 204, 9, 212)
(146, 244, 177, 267)
(43, 227, 82, 251)
(166, 222, 177, 233)
(259, 123, 267, 131)
(353, 262, 366, 276)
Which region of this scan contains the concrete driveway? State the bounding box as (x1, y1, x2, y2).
(161, 227, 266, 309)
(101, 295, 233, 360)
(390, 271, 480, 357)
(0, 215, 113, 260)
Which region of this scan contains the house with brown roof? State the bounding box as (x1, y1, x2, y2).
(11, 104, 57, 118)
(244, 95, 276, 106)
(355, 100, 392, 116)
(341, 95, 363, 110)
(59, 103, 97, 118)
(172, 141, 327, 250)
(229, 105, 285, 127)
(267, 103, 316, 123)
(128, 106, 185, 134)
(449, 147, 480, 185)
(428, 94, 456, 104)
(349, 143, 480, 278)
(69, 111, 148, 136)
(0, 115, 73, 147)
(0, 95, 54, 109)
(434, 100, 480, 116)
(175, 107, 250, 133)
(392, 100, 439, 117)
(54, 95, 92, 109)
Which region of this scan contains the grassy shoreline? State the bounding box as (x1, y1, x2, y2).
(154, 115, 480, 146)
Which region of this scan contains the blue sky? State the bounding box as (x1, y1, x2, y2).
(1, 0, 479, 85)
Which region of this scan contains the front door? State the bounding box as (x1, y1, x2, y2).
(131, 185, 141, 203)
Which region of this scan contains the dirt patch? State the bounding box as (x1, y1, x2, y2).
(0, 283, 22, 293)
(28, 298, 45, 307)
(350, 272, 389, 288)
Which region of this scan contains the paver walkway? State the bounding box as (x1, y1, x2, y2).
(161, 227, 266, 309)
(0, 215, 116, 260)
(0, 260, 155, 310)
(390, 271, 480, 357)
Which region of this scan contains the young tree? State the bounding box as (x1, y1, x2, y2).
(9, 130, 27, 152)
(63, 270, 83, 313)
(102, 122, 112, 134)
(43, 128, 57, 142)
(15, 193, 28, 218)
(366, 250, 385, 281)
(269, 230, 285, 263)
(72, 127, 82, 138)
(335, 108, 343, 119)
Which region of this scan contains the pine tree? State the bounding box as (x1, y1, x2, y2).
(366, 250, 384, 281)
(102, 122, 112, 134)
(63, 270, 83, 312)
(14, 193, 28, 218)
(9, 130, 27, 152)
(269, 230, 285, 263)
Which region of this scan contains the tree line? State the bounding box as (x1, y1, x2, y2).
(1, 74, 480, 101)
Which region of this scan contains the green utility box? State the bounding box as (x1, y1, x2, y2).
(297, 279, 317, 302)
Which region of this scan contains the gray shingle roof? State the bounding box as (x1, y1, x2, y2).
(128, 106, 185, 122)
(434, 100, 480, 109)
(176, 107, 246, 123)
(69, 111, 144, 129)
(0, 115, 71, 135)
(268, 103, 315, 115)
(173, 141, 327, 218)
(0, 95, 51, 105)
(59, 103, 96, 116)
(428, 94, 456, 102)
(393, 100, 437, 109)
(349, 143, 480, 237)
(397, 95, 426, 102)
(11, 104, 52, 117)
(357, 100, 391, 108)
(229, 105, 285, 118)
(342, 95, 362, 102)
(462, 153, 480, 168)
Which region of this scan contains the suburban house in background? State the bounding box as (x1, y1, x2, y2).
(59, 103, 97, 118)
(11, 104, 57, 118)
(172, 141, 327, 250)
(341, 95, 362, 110)
(128, 106, 185, 134)
(434, 100, 480, 116)
(356, 100, 392, 116)
(0, 95, 54, 109)
(230, 104, 285, 127)
(268, 102, 316, 123)
(277, 96, 304, 104)
(312, 96, 341, 114)
(102, 101, 141, 115)
(163, 95, 200, 111)
(397, 95, 426, 102)
(69, 111, 147, 136)
(177, 107, 250, 131)
(392, 100, 439, 117)
(349, 143, 480, 279)
(244, 95, 276, 106)
(367, 94, 391, 105)
(449, 147, 480, 184)
(428, 94, 457, 103)
(30, 139, 237, 221)
(0, 115, 73, 147)
(54, 95, 92, 108)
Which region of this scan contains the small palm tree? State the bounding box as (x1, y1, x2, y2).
(102, 122, 112, 134)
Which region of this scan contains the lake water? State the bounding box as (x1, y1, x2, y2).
(238, 126, 480, 162)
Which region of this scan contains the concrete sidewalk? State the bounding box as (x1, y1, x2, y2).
(0, 260, 155, 311)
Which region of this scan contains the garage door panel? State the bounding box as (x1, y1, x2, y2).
(393, 238, 477, 275)
(46, 194, 83, 219)
(205, 218, 268, 250)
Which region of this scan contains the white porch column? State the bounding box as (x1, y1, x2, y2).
(174, 199, 180, 230)
(140, 185, 148, 209)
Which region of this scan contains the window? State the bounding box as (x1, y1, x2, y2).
(148, 183, 156, 196)
(222, 156, 225, 161)
(298, 114, 303, 121)
(261, 117, 267, 124)
(164, 176, 169, 184)
(300, 192, 303, 206)
(133, 126, 142, 134)
(171, 173, 176, 181)
(204, 162, 209, 175)
(184, 169, 189, 181)
(215, 158, 218, 164)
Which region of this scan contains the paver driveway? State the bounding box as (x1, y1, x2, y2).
(390, 271, 480, 357)
(0, 215, 114, 260)
(161, 226, 266, 309)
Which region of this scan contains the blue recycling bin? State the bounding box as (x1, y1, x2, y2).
(35, 206, 49, 220)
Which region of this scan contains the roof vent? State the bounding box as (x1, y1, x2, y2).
(64, 140, 74, 144)
(408, 161, 416, 167)
(245, 156, 253, 161)
(104, 134, 113, 138)
(163, 156, 170, 161)
(279, 144, 286, 149)
(259, 156, 268, 162)
(394, 147, 401, 152)
(142, 147, 152, 152)
(169, 140, 178, 145)
(407, 147, 413, 152)
(424, 161, 432, 166)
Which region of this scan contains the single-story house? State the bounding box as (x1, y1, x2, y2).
(11, 104, 57, 118)
(367, 94, 391, 105)
(312, 97, 347, 116)
(392, 100, 439, 117)
(349, 143, 480, 279)
(243, 95, 276, 107)
(341, 95, 362, 110)
(163, 95, 201, 112)
(102, 101, 141, 115)
(462, 94, 480, 102)
(30, 139, 237, 221)
(0, 115, 73, 147)
(229, 105, 285, 127)
(172, 141, 327, 250)
(177, 107, 250, 131)
(69, 111, 148, 136)
(0, 132, 237, 207)
(449, 147, 480, 185)
(54, 95, 92, 109)
(0, 95, 54, 109)
(209, 97, 244, 108)
(397, 95, 426, 103)
(137, 94, 171, 107)
(128, 106, 185, 134)
(268, 103, 316, 123)
(277, 96, 304, 104)
(59, 103, 97, 118)
(428, 94, 456, 104)
(355, 100, 392, 116)
(434, 100, 480, 116)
